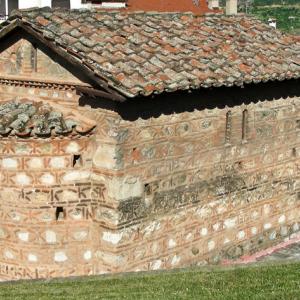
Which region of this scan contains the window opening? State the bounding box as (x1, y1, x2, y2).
(73, 154, 82, 167)
(242, 109, 248, 141)
(55, 207, 65, 221)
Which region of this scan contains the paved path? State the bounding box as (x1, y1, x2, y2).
(222, 233, 300, 265)
(258, 242, 300, 262)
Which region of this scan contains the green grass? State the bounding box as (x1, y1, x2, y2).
(1, 262, 300, 299)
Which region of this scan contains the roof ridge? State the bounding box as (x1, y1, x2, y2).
(1, 8, 299, 100)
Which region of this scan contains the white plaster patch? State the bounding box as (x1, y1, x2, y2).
(0, 228, 6, 239)
(168, 239, 176, 248)
(171, 255, 181, 266)
(208, 240, 215, 251)
(2, 158, 18, 169)
(66, 92, 73, 98)
(251, 210, 259, 219)
(151, 260, 162, 270)
(28, 158, 43, 169)
(84, 250, 92, 261)
(264, 204, 271, 215)
(264, 223, 272, 230)
(70, 209, 83, 220)
(50, 157, 66, 169)
(45, 230, 56, 244)
(224, 238, 230, 244)
(28, 254, 38, 262)
(278, 215, 286, 224)
(4, 250, 14, 260)
(237, 231, 246, 240)
(269, 231, 277, 240)
(66, 142, 80, 154)
(54, 251, 68, 262)
(200, 228, 208, 236)
(15, 173, 31, 185)
(41, 213, 53, 222)
(251, 227, 257, 235)
(73, 231, 88, 241)
(63, 171, 90, 182)
(197, 207, 211, 218)
(107, 175, 144, 201)
(9, 212, 21, 221)
(40, 173, 55, 185)
(224, 217, 237, 229)
(143, 221, 161, 236)
(151, 242, 159, 253)
(186, 233, 193, 240)
(293, 223, 299, 232)
(102, 232, 123, 245)
(217, 205, 227, 214)
(213, 223, 220, 231)
(17, 232, 29, 242)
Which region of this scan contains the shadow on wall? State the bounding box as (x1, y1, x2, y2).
(79, 79, 300, 121)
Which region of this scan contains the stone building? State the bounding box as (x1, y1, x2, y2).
(0, 7, 299, 281)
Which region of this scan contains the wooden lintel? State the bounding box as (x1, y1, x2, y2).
(76, 86, 126, 102)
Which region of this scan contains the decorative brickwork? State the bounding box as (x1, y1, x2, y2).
(0, 8, 299, 281)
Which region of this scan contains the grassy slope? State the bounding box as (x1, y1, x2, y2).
(1, 263, 300, 300)
(252, 6, 300, 33)
(247, 0, 300, 33)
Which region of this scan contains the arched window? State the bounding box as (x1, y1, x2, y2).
(52, 0, 71, 8)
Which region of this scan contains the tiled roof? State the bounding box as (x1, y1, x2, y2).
(3, 8, 300, 99)
(0, 101, 96, 138)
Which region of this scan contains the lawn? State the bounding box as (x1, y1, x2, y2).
(1, 262, 300, 300)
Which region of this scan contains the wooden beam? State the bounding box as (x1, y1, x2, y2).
(76, 86, 125, 102)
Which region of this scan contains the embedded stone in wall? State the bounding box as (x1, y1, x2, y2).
(54, 251, 68, 263)
(93, 144, 120, 169)
(107, 175, 144, 201)
(2, 158, 18, 169)
(45, 230, 56, 244)
(102, 231, 123, 245)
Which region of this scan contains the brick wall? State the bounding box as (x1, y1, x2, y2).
(0, 37, 299, 280)
(92, 95, 300, 273)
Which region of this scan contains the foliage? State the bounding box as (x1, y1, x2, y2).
(253, 0, 299, 6)
(1, 262, 300, 299)
(251, 6, 300, 33)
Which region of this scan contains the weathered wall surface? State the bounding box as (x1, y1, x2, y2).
(94, 95, 300, 273)
(0, 36, 299, 280)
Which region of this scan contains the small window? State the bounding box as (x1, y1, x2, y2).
(144, 184, 151, 196)
(31, 44, 37, 72)
(242, 109, 248, 141)
(73, 155, 82, 167)
(55, 207, 65, 221)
